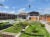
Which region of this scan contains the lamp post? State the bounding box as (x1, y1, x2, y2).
(27, 4, 31, 20)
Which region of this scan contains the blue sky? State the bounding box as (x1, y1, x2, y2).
(0, 0, 50, 14)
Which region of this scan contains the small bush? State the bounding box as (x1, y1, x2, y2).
(32, 27, 38, 33)
(13, 23, 21, 30)
(0, 22, 9, 30)
(19, 21, 30, 28)
(13, 21, 30, 29)
(22, 21, 30, 25)
(41, 24, 45, 27)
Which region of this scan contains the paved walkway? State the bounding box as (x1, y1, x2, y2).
(15, 32, 21, 37)
(40, 21, 50, 33)
(45, 23, 50, 33)
(15, 25, 29, 37)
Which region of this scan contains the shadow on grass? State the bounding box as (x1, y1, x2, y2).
(0, 24, 13, 30)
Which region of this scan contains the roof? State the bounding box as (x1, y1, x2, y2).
(0, 12, 17, 16)
(28, 11, 39, 16)
(40, 14, 50, 17)
(44, 14, 50, 16)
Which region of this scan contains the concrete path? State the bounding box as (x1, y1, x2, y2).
(15, 32, 21, 37)
(45, 24, 50, 33)
(15, 25, 29, 37)
(40, 21, 50, 33)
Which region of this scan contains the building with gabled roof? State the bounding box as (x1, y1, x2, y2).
(27, 11, 39, 21)
(17, 11, 39, 21)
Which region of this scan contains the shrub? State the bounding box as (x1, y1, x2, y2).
(21, 21, 30, 28)
(22, 21, 29, 26)
(0, 22, 9, 30)
(41, 24, 45, 27)
(13, 23, 21, 30)
(32, 27, 38, 33)
(13, 21, 30, 29)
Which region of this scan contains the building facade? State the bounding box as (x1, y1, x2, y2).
(17, 11, 39, 21)
(39, 15, 50, 22)
(28, 11, 39, 21)
(0, 13, 17, 20)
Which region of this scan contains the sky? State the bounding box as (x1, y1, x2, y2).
(0, 0, 50, 14)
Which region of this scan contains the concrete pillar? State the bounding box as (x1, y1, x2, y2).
(26, 15, 30, 20)
(37, 16, 39, 21)
(46, 16, 47, 23)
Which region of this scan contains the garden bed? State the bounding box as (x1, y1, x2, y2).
(20, 22, 50, 37)
(0, 22, 11, 30)
(2, 21, 30, 33)
(2, 23, 22, 33)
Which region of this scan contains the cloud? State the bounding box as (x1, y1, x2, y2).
(36, 7, 50, 14)
(18, 8, 26, 12)
(44, 8, 50, 14)
(0, 0, 8, 2)
(0, 0, 5, 2)
(17, 8, 26, 14)
(19, 8, 26, 11)
(4, 6, 9, 9)
(8, 11, 16, 14)
(0, 10, 16, 14)
(0, 6, 16, 14)
(0, 10, 7, 12)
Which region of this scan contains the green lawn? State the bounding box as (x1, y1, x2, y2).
(0, 22, 9, 27)
(0, 22, 9, 30)
(2, 21, 29, 33)
(20, 22, 50, 37)
(0, 34, 2, 37)
(1, 22, 50, 37)
(2, 23, 22, 33)
(3, 26, 22, 33)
